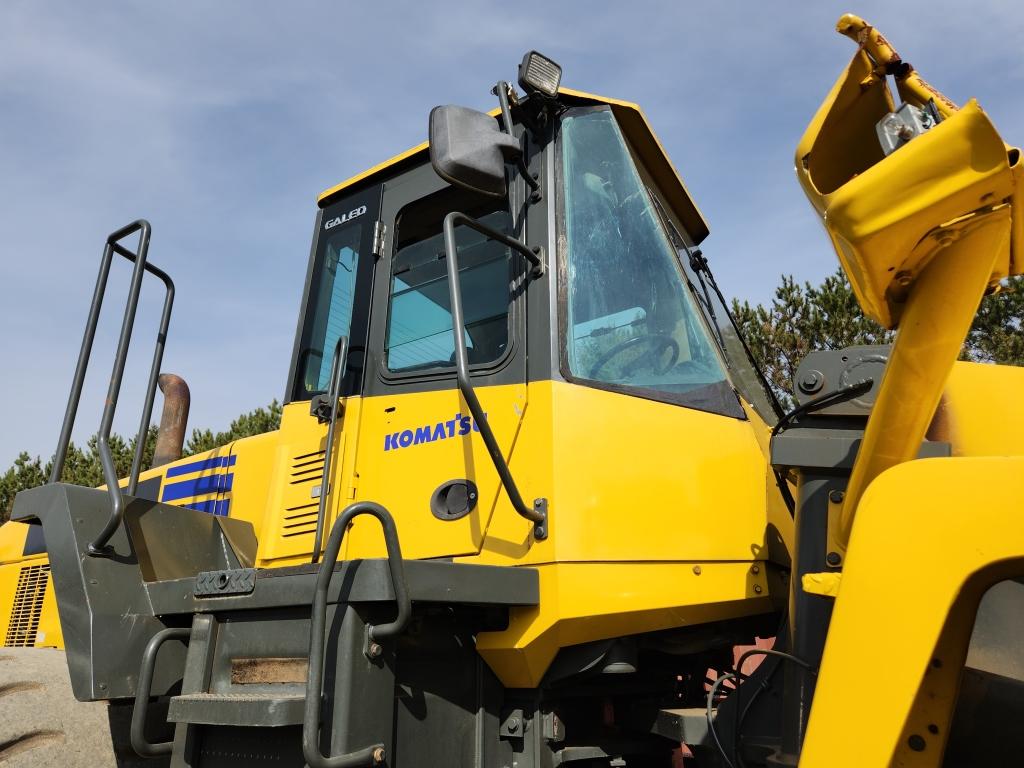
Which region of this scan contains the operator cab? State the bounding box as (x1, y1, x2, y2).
(267, 52, 781, 569)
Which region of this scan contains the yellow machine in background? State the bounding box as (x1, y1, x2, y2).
(3, 14, 1023, 768)
(0, 522, 62, 648)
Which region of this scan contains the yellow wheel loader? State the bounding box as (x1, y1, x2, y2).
(4, 14, 1023, 767)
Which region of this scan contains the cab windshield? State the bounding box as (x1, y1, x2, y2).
(560, 107, 742, 418)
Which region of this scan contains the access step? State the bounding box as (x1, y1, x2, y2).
(167, 692, 305, 727)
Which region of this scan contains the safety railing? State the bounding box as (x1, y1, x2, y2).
(48, 220, 175, 555)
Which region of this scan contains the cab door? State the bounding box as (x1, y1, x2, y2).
(345, 164, 529, 560)
(256, 186, 382, 565)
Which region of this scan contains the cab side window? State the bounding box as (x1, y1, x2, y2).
(385, 190, 514, 373)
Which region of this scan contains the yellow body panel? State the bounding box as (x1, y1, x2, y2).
(347, 384, 527, 561)
(0, 522, 62, 648)
(801, 457, 1024, 766)
(336, 379, 782, 685)
(930, 361, 1024, 457)
(477, 561, 771, 688)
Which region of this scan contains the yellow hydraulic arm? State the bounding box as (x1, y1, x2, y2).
(793, 14, 1023, 766)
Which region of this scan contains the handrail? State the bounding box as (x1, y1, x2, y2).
(303, 502, 410, 768)
(441, 211, 547, 539)
(130, 626, 190, 758)
(47, 220, 174, 556)
(311, 335, 349, 563)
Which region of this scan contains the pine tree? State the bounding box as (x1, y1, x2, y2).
(732, 270, 1023, 405)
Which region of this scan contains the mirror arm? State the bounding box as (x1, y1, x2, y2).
(494, 81, 541, 200)
(442, 211, 547, 540)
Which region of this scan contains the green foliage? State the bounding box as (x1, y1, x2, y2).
(732, 269, 1024, 406)
(0, 402, 282, 524)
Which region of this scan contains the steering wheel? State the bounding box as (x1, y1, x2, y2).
(588, 335, 680, 380)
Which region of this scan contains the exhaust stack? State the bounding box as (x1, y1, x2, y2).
(152, 373, 190, 467)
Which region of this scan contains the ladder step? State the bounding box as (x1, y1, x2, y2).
(167, 692, 305, 727)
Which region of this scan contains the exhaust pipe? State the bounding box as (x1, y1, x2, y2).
(152, 373, 190, 467)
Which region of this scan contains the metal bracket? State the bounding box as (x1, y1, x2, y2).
(542, 711, 565, 743)
(194, 568, 257, 597)
(310, 393, 343, 424)
(499, 708, 526, 739)
(529, 245, 545, 278)
(371, 220, 387, 258)
(532, 498, 548, 540)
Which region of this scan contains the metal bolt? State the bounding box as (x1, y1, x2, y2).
(507, 717, 520, 733)
(753, 584, 763, 594)
(907, 734, 926, 752)
(798, 370, 824, 394)
(372, 747, 386, 764)
(751, 565, 760, 575)
(692, 565, 702, 575)
(367, 642, 383, 659)
(826, 552, 842, 567)
(895, 270, 913, 286)
(828, 490, 844, 504)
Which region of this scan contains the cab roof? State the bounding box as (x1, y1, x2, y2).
(317, 88, 710, 244)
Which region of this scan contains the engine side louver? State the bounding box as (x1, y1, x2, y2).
(4, 564, 50, 647)
(282, 449, 325, 538)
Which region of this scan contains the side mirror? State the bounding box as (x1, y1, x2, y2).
(429, 106, 521, 198)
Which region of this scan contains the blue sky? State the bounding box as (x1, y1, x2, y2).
(1, 1, 1021, 467)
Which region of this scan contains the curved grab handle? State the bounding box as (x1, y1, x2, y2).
(303, 502, 411, 768)
(131, 626, 190, 758)
(442, 211, 548, 540)
(312, 334, 349, 564)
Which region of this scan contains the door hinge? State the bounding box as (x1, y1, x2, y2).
(372, 220, 387, 258)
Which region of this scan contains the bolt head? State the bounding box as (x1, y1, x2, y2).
(895, 270, 913, 286)
(692, 565, 702, 575)
(507, 717, 520, 732)
(368, 642, 383, 658)
(753, 584, 763, 594)
(828, 490, 845, 504)
(372, 747, 386, 764)
(826, 551, 842, 567)
(798, 370, 824, 394)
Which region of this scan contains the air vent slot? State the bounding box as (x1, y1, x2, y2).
(289, 450, 325, 485)
(4, 564, 49, 647)
(282, 502, 320, 537)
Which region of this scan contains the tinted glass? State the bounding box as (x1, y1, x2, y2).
(386, 191, 513, 373)
(297, 221, 362, 394)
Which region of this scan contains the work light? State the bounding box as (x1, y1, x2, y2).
(518, 51, 562, 98)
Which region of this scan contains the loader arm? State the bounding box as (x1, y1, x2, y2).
(792, 15, 1024, 766)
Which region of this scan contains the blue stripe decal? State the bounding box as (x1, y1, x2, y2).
(165, 455, 237, 478)
(183, 499, 230, 517)
(161, 473, 234, 502)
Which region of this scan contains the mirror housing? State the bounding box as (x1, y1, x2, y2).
(429, 105, 521, 198)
